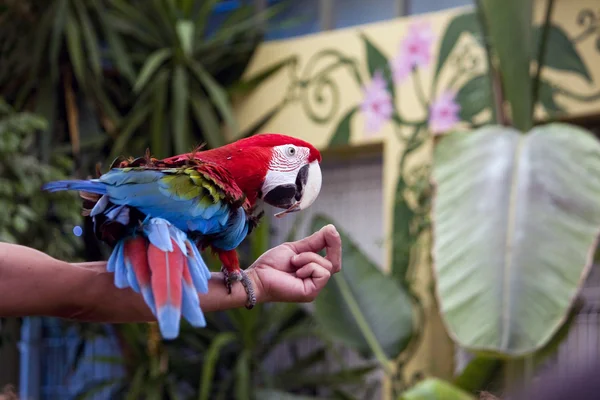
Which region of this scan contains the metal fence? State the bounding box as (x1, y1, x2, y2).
(538, 265, 600, 380)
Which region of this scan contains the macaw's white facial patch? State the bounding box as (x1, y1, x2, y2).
(269, 144, 311, 172)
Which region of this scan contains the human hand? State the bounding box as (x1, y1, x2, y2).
(247, 224, 342, 303)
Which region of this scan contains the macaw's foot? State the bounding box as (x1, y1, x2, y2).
(220, 266, 257, 309)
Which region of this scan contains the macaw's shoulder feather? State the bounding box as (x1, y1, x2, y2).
(190, 162, 248, 209)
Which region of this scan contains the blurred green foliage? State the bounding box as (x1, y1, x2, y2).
(0, 0, 283, 172)
(0, 98, 83, 261)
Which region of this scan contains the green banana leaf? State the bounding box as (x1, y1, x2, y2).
(479, 0, 533, 131)
(432, 123, 600, 356)
(400, 378, 475, 400)
(312, 215, 414, 362)
(453, 355, 501, 394)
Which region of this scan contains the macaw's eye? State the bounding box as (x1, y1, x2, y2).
(286, 146, 296, 157)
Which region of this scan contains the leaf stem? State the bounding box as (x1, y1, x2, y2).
(333, 274, 394, 376)
(412, 68, 429, 109)
(474, 0, 503, 124)
(531, 0, 556, 118)
(399, 124, 423, 171)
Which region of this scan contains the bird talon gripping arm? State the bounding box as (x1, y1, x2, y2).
(42, 134, 322, 339)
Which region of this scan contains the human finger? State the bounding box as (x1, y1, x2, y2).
(290, 252, 333, 272)
(295, 262, 331, 301)
(322, 225, 341, 273)
(287, 224, 341, 266)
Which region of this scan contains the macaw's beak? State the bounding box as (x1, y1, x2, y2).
(261, 160, 322, 218)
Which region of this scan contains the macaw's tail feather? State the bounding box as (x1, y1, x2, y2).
(107, 218, 212, 340)
(41, 179, 107, 195)
(147, 241, 184, 339)
(181, 259, 207, 327)
(123, 237, 155, 314)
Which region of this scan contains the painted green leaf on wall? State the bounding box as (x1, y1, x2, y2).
(312, 214, 414, 359)
(433, 11, 482, 80)
(361, 33, 396, 102)
(432, 123, 600, 356)
(456, 74, 491, 121)
(532, 24, 592, 82)
(328, 107, 358, 148)
(391, 177, 415, 286)
(537, 80, 565, 115)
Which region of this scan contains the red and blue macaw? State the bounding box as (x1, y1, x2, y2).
(42, 134, 322, 339)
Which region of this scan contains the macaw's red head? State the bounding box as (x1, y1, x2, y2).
(186, 133, 323, 217)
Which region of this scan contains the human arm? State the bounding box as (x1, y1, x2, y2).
(0, 224, 341, 323)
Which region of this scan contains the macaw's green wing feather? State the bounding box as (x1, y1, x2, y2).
(159, 165, 245, 207)
(194, 163, 247, 206)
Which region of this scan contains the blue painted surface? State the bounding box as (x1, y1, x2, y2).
(20, 318, 125, 400)
(19, 318, 42, 400)
(407, 0, 472, 15)
(262, 0, 474, 40)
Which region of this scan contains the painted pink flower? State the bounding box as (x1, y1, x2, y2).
(390, 20, 435, 83)
(428, 91, 461, 134)
(360, 71, 393, 134)
(391, 55, 412, 84)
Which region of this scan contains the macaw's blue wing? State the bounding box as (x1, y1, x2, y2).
(99, 168, 233, 233)
(42, 163, 252, 251)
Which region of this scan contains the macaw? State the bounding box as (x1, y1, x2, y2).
(42, 133, 322, 339)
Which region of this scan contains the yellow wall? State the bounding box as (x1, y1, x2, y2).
(232, 0, 600, 386)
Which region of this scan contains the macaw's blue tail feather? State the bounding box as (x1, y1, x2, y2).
(156, 305, 181, 339)
(185, 241, 211, 293)
(42, 179, 107, 195)
(113, 242, 129, 289)
(106, 241, 121, 273)
(181, 262, 207, 327)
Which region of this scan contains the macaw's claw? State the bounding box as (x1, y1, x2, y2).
(221, 266, 257, 310)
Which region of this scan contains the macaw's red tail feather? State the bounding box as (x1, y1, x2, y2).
(123, 237, 155, 315)
(147, 240, 184, 340)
